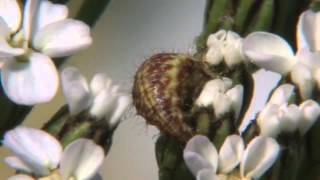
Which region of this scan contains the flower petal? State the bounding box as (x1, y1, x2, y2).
(223, 31, 243, 67)
(0, 0, 21, 33)
(196, 78, 232, 107)
(90, 73, 110, 97)
(1, 52, 58, 105)
(3, 127, 62, 176)
(61, 67, 91, 115)
(60, 138, 104, 180)
(240, 136, 280, 179)
(299, 100, 320, 135)
(257, 104, 281, 138)
(89, 89, 119, 120)
(225, 31, 241, 43)
(108, 95, 132, 128)
(218, 135, 244, 174)
(4, 156, 33, 173)
(297, 10, 320, 51)
(207, 30, 227, 47)
(212, 93, 233, 118)
(33, 19, 92, 57)
(223, 40, 243, 68)
(290, 63, 314, 100)
(268, 84, 295, 106)
(183, 135, 219, 176)
(0, 17, 11, 37)
(23, 0, 41, 41)
(196, 169, 219, 180)
(205, 46, 224, 65)
(278, 104, 302, 133)
(31, 0, 68, 39)
(243, 32, 295, 74)
(7, 175, 34, 180)
(0, 37, 24, 57)
(226, 84, 244, 119)
(296, 48, 320, 69)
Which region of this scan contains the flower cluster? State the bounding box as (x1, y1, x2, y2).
(257, 84, 320, 138)
(3, 127, 104, 180)
(242, 10, 320, 100)
(61, 67, 132, 128)
(185, 9, 320, 180)
(0, 0, 92, 105)
(0, 1, 134, 177)
(205, 30, 244, 68)
(196, 77, 243, 119)
(184, 135, 280, 180)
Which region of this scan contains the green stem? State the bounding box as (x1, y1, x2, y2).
(310, 0, 320, 10)
(42, 105, 70, 137)
(248, 0, 273, 32)
(60, 121, 92, 147)
(234, 0, 255, 33)
(156, 135, 188, 180)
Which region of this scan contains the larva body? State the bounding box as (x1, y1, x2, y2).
(133, 53, 207, 142)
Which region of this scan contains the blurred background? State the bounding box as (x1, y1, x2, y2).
(0, 0, 280, 179)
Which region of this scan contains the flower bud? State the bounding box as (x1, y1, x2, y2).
(226, 84, 244, 119)
(257, 104, 281, 137)
(223, 31, 243, 68)
(290, 64, 314, 100)
(278, 104, 301, 133)
(207, 30, 227, 47)
(206, 30, 244, 68)
(212, 93, 233, 118)
(205, 45, 224, 65)
(268, 84, 295, 106)
(196, 78, 232, 107)
(299, 100, 320, 135)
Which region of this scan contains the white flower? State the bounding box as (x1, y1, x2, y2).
(183, 135, 280, 180)
(268, 84, 295, 106)
(3, 127, 104, 180)
(196, 77, 244, 119)
(257, 85, 320, 137)
(242, 10, 320, 99)
(0, 0, 92, 105)
(61, 67, 132, 128)
(206, 30, 244, 68)
(257, 103, 282, 138)
(298, 100, 320, 135)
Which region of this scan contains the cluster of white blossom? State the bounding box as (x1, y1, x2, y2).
(4, 127, 104, 180)
(1, 0, 320, 179)
(0, 1, 133, 179)
(187, 9, 320, 180)
(184, 135, 279, 180)
(243, 10, 320, 100)
(0, 0, 92, 105)
(196, 77, 243, 119)
(61, 67, 132, 128)
(258, 84, 320, 137)
(205, 30, 244, 68)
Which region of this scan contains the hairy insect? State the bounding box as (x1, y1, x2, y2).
(133, 53, 208, 142)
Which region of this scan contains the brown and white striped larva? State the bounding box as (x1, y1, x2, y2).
(132, 53, 209, 142)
